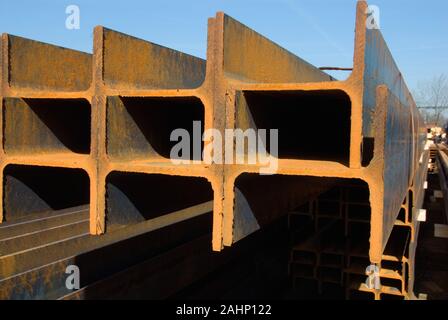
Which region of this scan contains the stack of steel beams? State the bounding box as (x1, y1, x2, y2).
(0, 1, 428, 299)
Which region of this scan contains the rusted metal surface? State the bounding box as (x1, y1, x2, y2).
(206, 1, 428, 300)
(218, 13, 333, 84)
(90, 25, 222, 238)
(4, 35, 92, 92)
(0, 0, 428, 300)
(0, 203, 212, 299)
(3, 98, 91, 154)
(106, 96, 204, 160)
(0, 34, 94, 225)
(2, 166, 89, 222)
(102, 28, 205, 90)
(215, 1, 426, 265)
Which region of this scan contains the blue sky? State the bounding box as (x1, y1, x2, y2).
(0, 0, 447, 90)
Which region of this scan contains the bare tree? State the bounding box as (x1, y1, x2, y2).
(413, 73, 448, 127)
